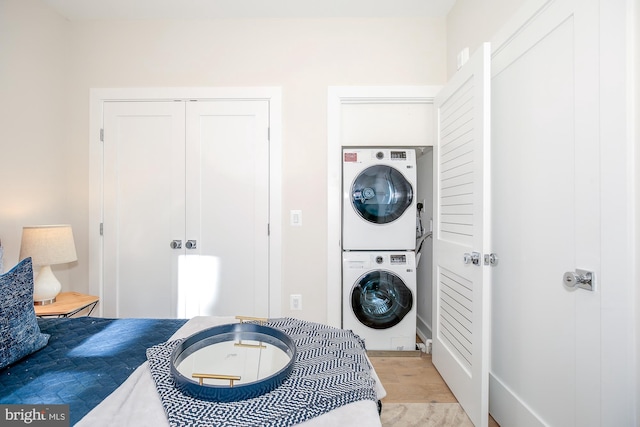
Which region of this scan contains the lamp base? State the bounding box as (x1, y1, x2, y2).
(33, 264, 62, 304)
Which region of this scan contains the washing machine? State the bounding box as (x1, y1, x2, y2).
(343, 251, 416, 351)
(342, 148, 417, 250)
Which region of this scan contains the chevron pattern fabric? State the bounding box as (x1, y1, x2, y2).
(147, 317, 378, 427)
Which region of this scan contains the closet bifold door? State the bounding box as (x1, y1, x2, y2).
(102, 101, 186, 318)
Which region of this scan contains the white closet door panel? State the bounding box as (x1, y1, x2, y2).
(184, 101, 270, 318)
(492, 22, 575, 426)
(490, 0, 601, 425)
(433, 43, 491, 427)
(103, 101, 186, 318)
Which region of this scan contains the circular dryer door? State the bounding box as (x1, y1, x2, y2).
(351, 270, 413, 330)
(350, 165, 413, 225)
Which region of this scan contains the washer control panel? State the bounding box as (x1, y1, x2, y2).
(390, 254, 407, 265)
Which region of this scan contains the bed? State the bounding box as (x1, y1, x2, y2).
(0, 258, 386, 426)
(0, 317, 188, 424)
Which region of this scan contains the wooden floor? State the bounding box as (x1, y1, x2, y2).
(369, 352, 499, 426)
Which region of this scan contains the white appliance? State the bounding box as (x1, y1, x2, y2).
(343, 251, 416, 351)
(342, 148, 417, 250)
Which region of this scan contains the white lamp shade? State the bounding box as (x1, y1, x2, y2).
(19, 225, 78, 266)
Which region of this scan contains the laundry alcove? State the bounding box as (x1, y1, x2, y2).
(326, 86, 437, 342)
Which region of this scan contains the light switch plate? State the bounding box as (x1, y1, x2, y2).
(290, 210, 302, 226)
(290, 294, 302, 310)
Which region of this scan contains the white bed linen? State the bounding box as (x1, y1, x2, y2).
(77, 316, 386, 427)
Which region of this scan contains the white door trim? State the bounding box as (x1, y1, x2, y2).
(326, 86, 441, 327)
(89, 87, 282, 317)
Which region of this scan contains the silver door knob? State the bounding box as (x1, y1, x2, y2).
(563, 269, 594, 291)
(170, 240, 182, 249)
(463, 252, 481, 265)
(484, 253, 499, 266)
(185, 240, 197, 249)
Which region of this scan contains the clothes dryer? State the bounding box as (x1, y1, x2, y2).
(342, 148, 417, 250)
(343, 251, 416, 351)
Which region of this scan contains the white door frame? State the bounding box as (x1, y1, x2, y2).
(327, 86, 441, 327)
(89, 87, 282, 317)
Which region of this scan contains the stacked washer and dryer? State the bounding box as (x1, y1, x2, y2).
(342, 148, 417, 351)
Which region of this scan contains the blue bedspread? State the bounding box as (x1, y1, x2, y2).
(0, 317, 187, 425)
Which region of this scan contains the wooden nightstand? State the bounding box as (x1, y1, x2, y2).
(34, 292, 99, 318)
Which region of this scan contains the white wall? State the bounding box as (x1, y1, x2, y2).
(446, 0, 525, 77)
(68, 17, 446, 323)
(0, 0, 76, 285)
(415, 147, 433, 340)
(0, 0, 447, 323)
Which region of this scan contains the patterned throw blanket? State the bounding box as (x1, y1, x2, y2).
(147, 318, 377, 427)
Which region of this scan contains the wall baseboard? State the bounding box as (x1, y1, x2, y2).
(416, 314, 431, 344)
(489, 373, 546, 427)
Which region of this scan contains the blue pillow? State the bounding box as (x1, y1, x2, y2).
(0, 257, 50, 369)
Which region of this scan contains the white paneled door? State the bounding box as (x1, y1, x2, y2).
(102, 100, 270, 319)
(103, 101, 185, 318)
(184, 101, 270, 318)
(489, 0, 602, 425)
(433, 43, 491, 427)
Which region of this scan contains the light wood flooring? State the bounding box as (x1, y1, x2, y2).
(368, 353, 499, 426)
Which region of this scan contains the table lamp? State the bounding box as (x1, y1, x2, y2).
(19, 225, 78, 305)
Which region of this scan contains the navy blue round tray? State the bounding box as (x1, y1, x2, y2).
(170, 322, 297, 402)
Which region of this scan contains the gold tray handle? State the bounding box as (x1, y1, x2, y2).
(235, 315, 268, 325)
(234, 316, 269, 348)
(192, 373, 241, 387)
(234, 341, 267, 349)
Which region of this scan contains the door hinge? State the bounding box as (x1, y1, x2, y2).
(267, 223, 270, 236)
(99, 223, 104, 235)
(267, 127, 270, 141)
(100, 128, 104, 142)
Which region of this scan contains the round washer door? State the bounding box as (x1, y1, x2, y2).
(350, 165, 413, 224)
(351, 270, 413, 330)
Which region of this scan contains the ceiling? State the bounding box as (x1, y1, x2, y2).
(40, 0, 456, 21)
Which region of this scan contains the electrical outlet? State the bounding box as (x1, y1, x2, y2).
(290, 294, 302, 310)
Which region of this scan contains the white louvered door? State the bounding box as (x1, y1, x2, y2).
(433, 43, 491, 427)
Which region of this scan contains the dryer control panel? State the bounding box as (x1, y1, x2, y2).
(390, 254, 407, 264)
